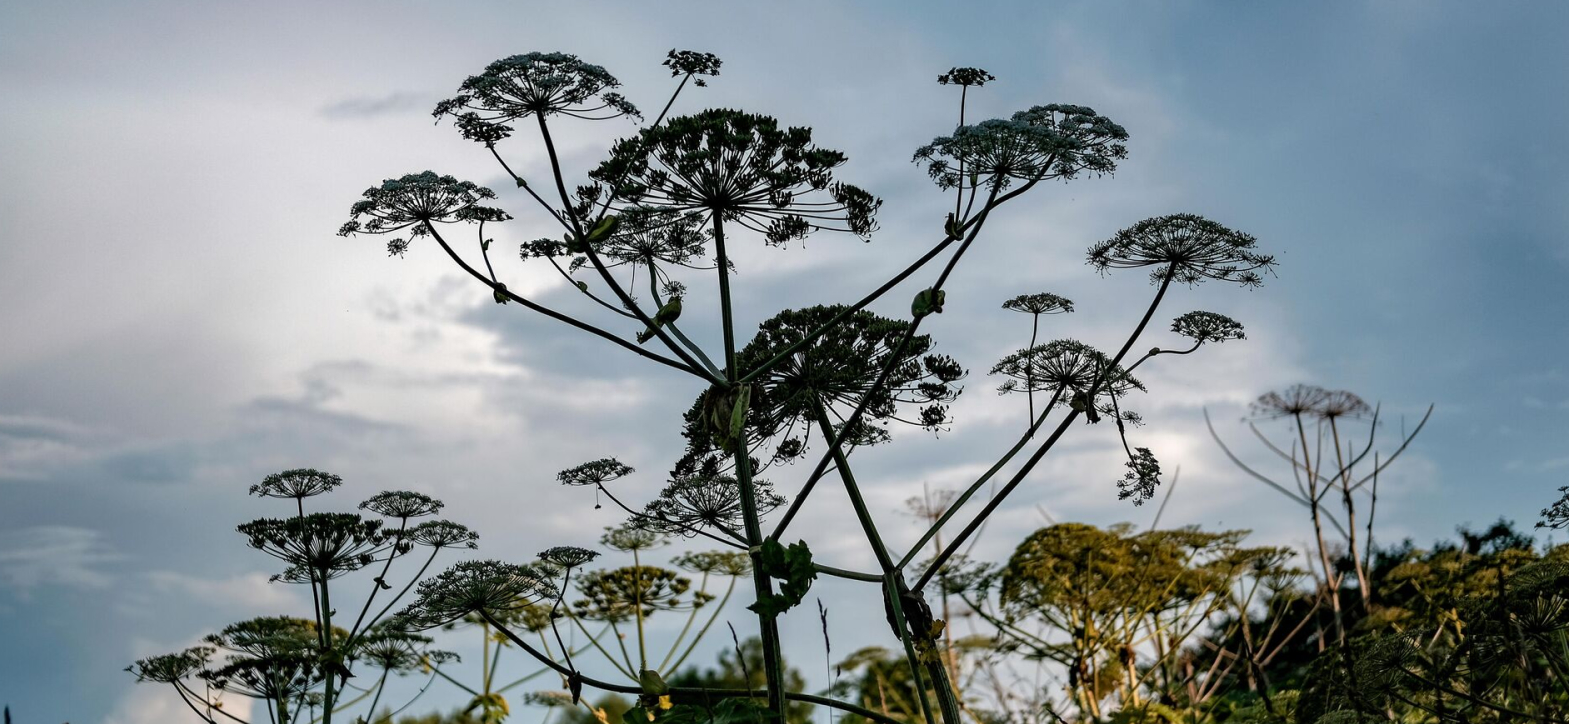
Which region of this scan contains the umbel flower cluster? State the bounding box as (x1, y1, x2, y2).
(318, 45, 1280, 724)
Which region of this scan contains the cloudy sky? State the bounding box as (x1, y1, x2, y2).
(3, 1, 1568, 722)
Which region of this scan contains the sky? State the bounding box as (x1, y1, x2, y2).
(2, 1, 1568, 722)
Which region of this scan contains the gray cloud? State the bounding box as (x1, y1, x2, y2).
(319, 92, 430, 119)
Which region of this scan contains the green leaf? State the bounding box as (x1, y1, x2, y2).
(746, 539, 816, 619)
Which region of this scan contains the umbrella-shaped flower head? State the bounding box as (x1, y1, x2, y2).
(199, 617, 325, 701)
(360, 490, 445, 520)
(991, 339, 1142, 402)
(558, 458, 635, 487)
(250, 468, 343, 501)
(573, 565, 697, 621)
(538, 546, 599, 569)
(127, 646, 214, 684)
(914, 104, 1128, 192)
(237, 513, 391, 581)
(714, 305, 964, 459)
(639, 470, 784, 538)
(591, 109, 881, 245)
(938, 67, 995, 87)
(1251, 384, 1331, 419)
(663, 50, 723, 86)
(1170, 311, 1246, 345)
(396, 560, 557, 631)
(1087, 213, 1273, 286)
(433, 52, 638, 126)
(1002, 292, 1074, 316)
(672, 550, 752, 577)
(337, 171, 507, 257)
(408, 520, 479, 550)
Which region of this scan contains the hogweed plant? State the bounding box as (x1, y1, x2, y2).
(128, 470, 478, 724)
(1207, 385, 1432, 643)
(333, 49, 1278, 724)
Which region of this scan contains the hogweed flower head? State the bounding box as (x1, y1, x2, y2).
(1251, 384, 1368, 422)
(1316, 390, 1372, 420)
(664, 50, 722, 87)
(351, 624, 441, 673)
(1002, 292, 1074, 316)
(1087, 213, 1273, 287)
(914, 104, 1128, 192)
(337, 171, 507, 257)
(396, 560, 557, 631)
(432, 52, 639, 128)
(360, 490, 444, 520)
(1251, 384, 1331, 419)
(601, 524, 665, 553)
(1540, 487, 1569, 530)
(673, 550, 752, 577)
(640, 471, 784, 537)
(1118, 447, 1162, 504)
(127, 646, 214, 684)
(250, 468, 342, 501)
(591, 109, 881, 245)
(991, 339, 1143, 401)
(573, 565, 696, 621)
(538, 546, 599, 569)
(1170, 311, 1245, 345)
(938, 67, 995, 87)
(559, 458, 635, 487)
(238, 513, 391, 580)
(408, 520, 479, 550)
(592, 206, 712, 270)
(719, 305, 964, 455)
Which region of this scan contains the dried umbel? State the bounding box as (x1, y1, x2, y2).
(250, 468, 343, 501)
(914, 104, 1128, 191)
(1087, 213, 1273, 286)
(360, 490, 444, 520)
(397, 560, 557, 630)
(1169, 311, 1245, 345)
(1317, 389, 1372, 420)
(432, 52, 639, 126)
(336, 171, 507, 257)
(238, 513, 392, 581)
(591, 109, 881, 245)
(1251, 384, 1368, 422)
(1251, 384, 1331, 419)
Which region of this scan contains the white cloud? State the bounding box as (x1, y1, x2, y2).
(0, 526, 119, 595)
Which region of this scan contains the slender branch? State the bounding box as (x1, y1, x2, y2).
(424, 223, 702, 378)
